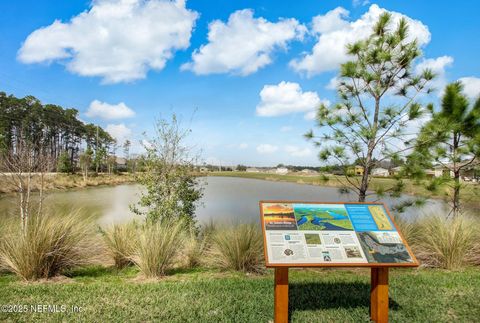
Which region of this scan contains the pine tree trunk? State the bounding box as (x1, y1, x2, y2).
(453, 169, 461, 217)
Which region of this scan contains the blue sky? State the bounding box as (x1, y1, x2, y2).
(1, 0, 479, 166)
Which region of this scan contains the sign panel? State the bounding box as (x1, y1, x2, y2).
(260, 201, 418, 267)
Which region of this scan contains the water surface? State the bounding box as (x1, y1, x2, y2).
(0, 176, 447, 225)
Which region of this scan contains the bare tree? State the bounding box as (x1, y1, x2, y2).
(1, 136, 52, 230)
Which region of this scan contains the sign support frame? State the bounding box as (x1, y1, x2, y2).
(273, 266, 390, 323)
(261, 201, 418, 323)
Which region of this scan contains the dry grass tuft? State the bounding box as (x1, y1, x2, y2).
(0, 213, 102, 280)
(206, 223, 264, 273)
(101, 222, 138, 269)
(413, 214, 479, 269)
(131, 220, 186, 278)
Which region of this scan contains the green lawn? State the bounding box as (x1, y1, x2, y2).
(1, 267, 479, 322)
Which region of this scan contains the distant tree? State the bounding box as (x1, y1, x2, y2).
(106, 155, 116, 174)
(236, 164, 247, 171)
(57, 151, 73, 173)
(79, 147, 93, 182)
(408, 82, 480, 216)
(123, 139, 131, 171)
(306, 13, 435, 202)
(132, 115, 204, 227)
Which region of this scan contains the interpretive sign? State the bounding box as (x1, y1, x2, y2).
(260, 201, 417, 267)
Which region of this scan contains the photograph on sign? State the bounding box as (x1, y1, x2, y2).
(260, 202, 417, 266)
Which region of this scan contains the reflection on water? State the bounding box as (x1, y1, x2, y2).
(0, 176, 449, 226)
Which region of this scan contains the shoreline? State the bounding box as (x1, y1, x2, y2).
(207, 171, 480, 210)
(0, 173, 135, 195)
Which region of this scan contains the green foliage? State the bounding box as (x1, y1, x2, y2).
(0, 213, 101, 281)
(207, 223, 264, 273)
(236, 164, 247, 171)
(132, 115, 204, 227)
(408, 82, 480, 216)
(306, 13, 434, 202)
(57, 151, 73, 173)
(0, 92, 114, 173)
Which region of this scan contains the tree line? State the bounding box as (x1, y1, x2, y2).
(0, 91, 115, 173)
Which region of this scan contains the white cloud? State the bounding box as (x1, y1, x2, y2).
(290, 4, 431, 76)
(280, 126, 293, 132)
(326, 76, 340, 90)
(86, 100, 135, 120)
(304, 110, 317, 121)
(239, 143, 249, 149)
(256, 144, 278, 154)
(18, 0, 198, 83)
(352, 0, 370, 7)
(415, 56, 453, 95)
(182, 9, 306, 75)
(459, 77, 480, 99)
(256, 81, 328, 118)
(284, 145, 312, 157)
(106, 123, 132, 143)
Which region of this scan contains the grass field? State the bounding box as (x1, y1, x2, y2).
(1, 266, 479, 322)
(209, 171, 480, 210)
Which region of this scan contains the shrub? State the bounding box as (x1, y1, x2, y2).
(0, 213, 101, 280)
(182, 221, 216, 268)
(392, 214, 420, 246)
(132, 220, 186, 277)
(207, 223, 264, 273)
(413, 215, 479, 269)
(101, 222, 138, 269)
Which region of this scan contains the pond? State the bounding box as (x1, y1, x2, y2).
(0, 176, 448, 226)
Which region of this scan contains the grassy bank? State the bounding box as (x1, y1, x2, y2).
(209, 171, 480, 209)
(0, 173, 135, 194)
(0, 266, 479, 322)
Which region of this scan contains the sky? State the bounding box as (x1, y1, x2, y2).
(0, 0, 479, 166)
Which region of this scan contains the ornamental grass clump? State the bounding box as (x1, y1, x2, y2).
(0, 213, 101, 281)
(101, 221, 138, 269)
(132, 220, 186, 278)
(207, 223, 264, 273)
(414, 214, 479, 270)
(182, 229, 207, 269)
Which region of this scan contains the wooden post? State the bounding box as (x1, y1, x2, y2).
(274, 267, 289, 323)
(370, 267, 389, 323)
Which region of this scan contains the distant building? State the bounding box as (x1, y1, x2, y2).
(348, 165, 364, 176)
(389, 166, 403, 176)
(276, 167, 289, 175)
(246, 167, 260, 173)
(371, 167, 389, 177)
(300, 169, 318, 175)
(115, 157, 127, 166)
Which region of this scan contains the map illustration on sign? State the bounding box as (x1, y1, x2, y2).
(260, 202, 417, 266)
(293, 204, 354, 231)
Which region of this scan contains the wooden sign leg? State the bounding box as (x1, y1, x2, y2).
(370, 267, 389, 323)
(274, 267, 289, 323)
